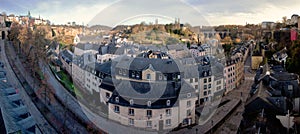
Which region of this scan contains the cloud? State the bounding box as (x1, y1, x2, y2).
(1, 0, 300, 26)
(88, 0, 211, 27)
(184, 0, 300, 25)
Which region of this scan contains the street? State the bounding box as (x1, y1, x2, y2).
(214, 51, 255, 134)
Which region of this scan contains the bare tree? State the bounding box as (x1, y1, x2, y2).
(8, 23, 22, 48)
(18, 26, 33, 55)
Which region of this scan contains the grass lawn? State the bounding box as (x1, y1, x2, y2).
(55, 70, 83, 99)
(57, 71, 74, 91)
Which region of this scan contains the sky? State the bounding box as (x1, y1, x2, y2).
(0, 0, 300, 27)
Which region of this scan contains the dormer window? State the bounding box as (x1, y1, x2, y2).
(130, 99, 134, 105)
(166, 100, 171, 106)
(208, 71, 211, 76)
(159, 74, 162, 80)
(187, 93, 192, 98)
(115, 97, 119, 103)
(147, 101, 152, 107)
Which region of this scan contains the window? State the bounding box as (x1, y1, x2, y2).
(187, 109, 191, 116)
(166, 100, 171, 106)
(194, 85, 198, 90)
(106, 92, 110, 98)
(204, 78, 207, 83)
(204, 85, 207, 90)
(208, 90, 211, 95)
(114, 106, 120, 113)
(123, 70, 126, 76)
(132, 72, 135, 78)
(208, 78, 211, 82)
(166, 109, 171, 116)
(130, 99, 134, 105)
(166, 119, 171, 126)
(147, 74, 151, 80)
(115, 97, 119, 103)
(208, 84, 211, 89)
(204, 91, 207, 96)
(129, 118, 134, 125)
(159, 74, 162, 80)
(129, 108, 134, 116)
(187, 93, 192, 98)
(164, 75, 167, 80)
(195, 78, 198, 82)
(217, 80, 221, 85)
(146, 121, 152, 127)
(187, 100, 191, 107)
(190, 78, 193, 83)
(147, 101, 151, 107)
(119, 69, 122, 75)
(146, 110, 152, 117)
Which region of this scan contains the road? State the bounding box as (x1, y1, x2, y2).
(214, 50, 255, 134)
(0, 40, 56, 133)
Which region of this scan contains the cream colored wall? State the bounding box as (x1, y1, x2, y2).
(142, 69, 156, 81)
(108, 104, 180, 130)
(178, 98, 197, 125)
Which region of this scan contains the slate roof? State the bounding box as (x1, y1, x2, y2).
(73, 52, 96, 68)
(75, 43, 100, 51)
(79, 35, 103, 43)
(245, 64, 298, 116)
(113, 56, 182, 74)
(60, 49, 74, 63)
(108, 81, 196, 109)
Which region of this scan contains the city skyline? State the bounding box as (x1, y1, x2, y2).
(1, 0, 300, 26)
